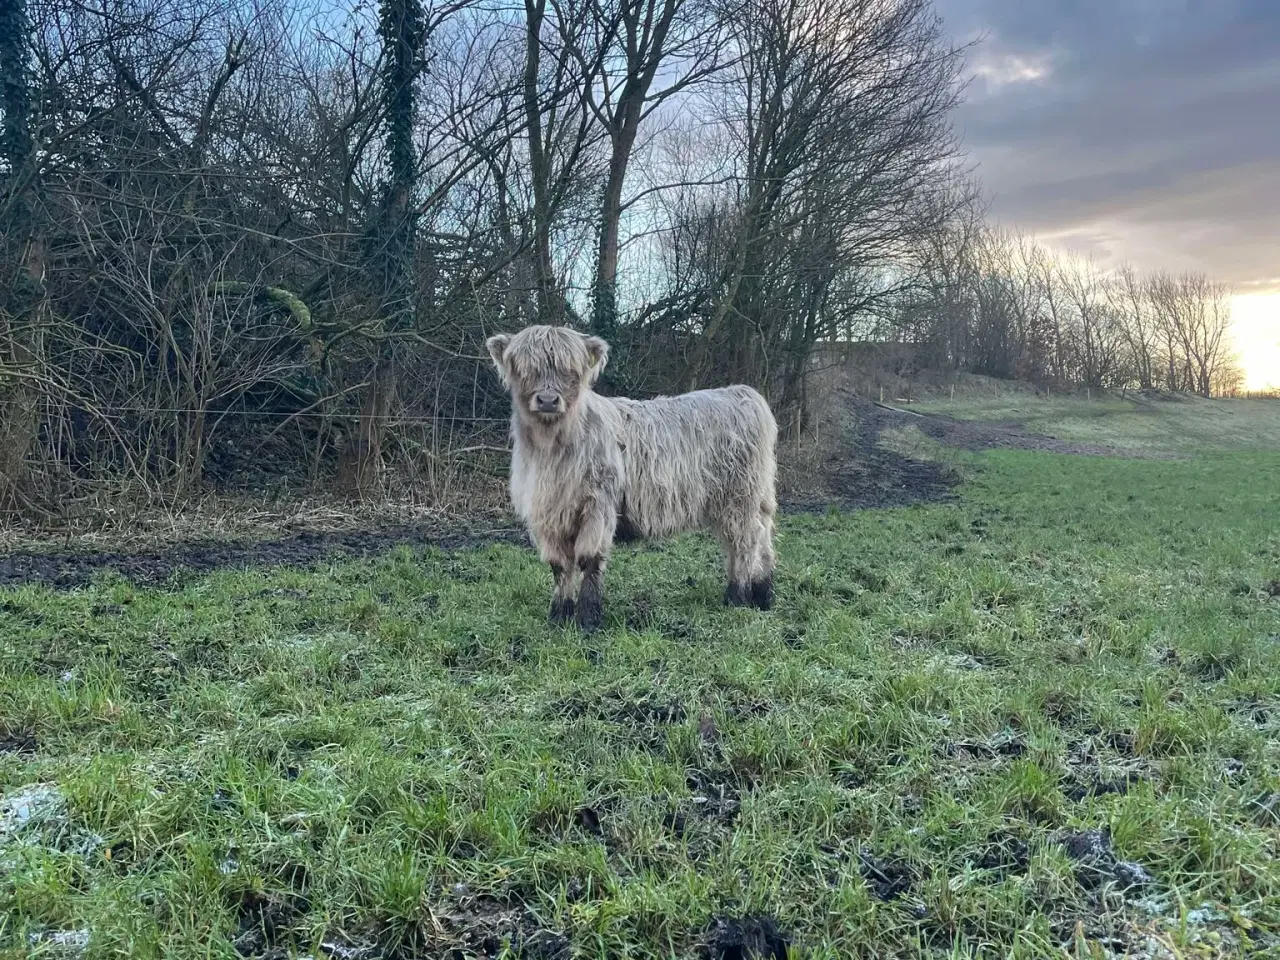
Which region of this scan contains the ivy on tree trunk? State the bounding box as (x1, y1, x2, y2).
(337, 0, 425, 498)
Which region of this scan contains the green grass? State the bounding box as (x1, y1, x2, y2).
(910, 393, 1280, 454)
(3, 446, 1280, 958)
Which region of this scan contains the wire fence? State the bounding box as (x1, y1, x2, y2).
(54, 405, 511, 425)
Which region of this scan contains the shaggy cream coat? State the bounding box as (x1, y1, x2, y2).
(487, 324, 777, 631)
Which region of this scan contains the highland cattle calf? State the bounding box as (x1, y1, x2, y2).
(487, 324, 778, 632)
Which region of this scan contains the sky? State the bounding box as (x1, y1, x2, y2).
(934, 0, 1280, 390)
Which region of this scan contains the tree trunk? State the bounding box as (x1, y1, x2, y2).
(523, 0, 562, 321)
(337, 350, 395, 497)
(0, 249, 45, 511)
(337, 0, 422, 498)
(0, 0, 46, 513)
(590, 123, 640, 392)
(591, 145, 630, 338)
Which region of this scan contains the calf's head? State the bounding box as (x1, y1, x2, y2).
(486, 325, 609, 425)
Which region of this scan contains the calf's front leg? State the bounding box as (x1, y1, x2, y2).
(575, 554, 607, 632)
(549, 561, 577, 624)
(573, 499, 617, 633)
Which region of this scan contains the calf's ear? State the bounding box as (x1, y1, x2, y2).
(584, 336, 610, 384)
(486, 334, 512, 386)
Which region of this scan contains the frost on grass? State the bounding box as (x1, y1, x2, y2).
(27, 928, 91, 956)
(0, 783, 104, 861)
(3, 787, 99, 955)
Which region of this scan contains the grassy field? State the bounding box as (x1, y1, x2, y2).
(909, 392, 1280, 454)
(3, 398, 1280, 959)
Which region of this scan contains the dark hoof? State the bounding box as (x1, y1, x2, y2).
(749, 576, 774, 611)
(724, 582, 749, 607)
(575, 602, 603, 633)
(550, 598, 575, 625)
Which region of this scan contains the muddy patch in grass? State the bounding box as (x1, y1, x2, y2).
(939, 732, 1027, 761)
(231, 889, 310, 958)
(1061, 737, 1152, 805)
(1224, 695, 1275, 729)
(0, 524, 526, 591)
(972, 830, 1031, 878)
(553, 689, 687, 751)
(397, 895, 570, 959)
(552, 691, 691, 757)
(681, 768, 753, 829)
(701, 915, 791, 960)
(1062, 771, 1142, 803)
(1054, 828, 1154, 892)
(0, 725, 39, 757)
(625, 593, 697, 639)
(857, 849, 922, 902)
(665, 767, 760, 840)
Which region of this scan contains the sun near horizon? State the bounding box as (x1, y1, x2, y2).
(1232, 292, 1280, 392)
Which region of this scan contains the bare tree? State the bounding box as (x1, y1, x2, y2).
(677, 0, 966, 416)
(544, 0, 732, 348)
(897, 177, 984, 369)
(522, 0, 608, 319)
(1148, 270, 1235, 397)
(1110, 263, 1158, 390)
(1060, 256, 1125, 389)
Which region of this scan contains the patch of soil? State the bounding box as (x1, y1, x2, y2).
(0, 725, 38, 757)
(857, 849, 921, 901)
(231, 890, 309, 958)
(1053, 828, 1154, 892)
(553, 688, 687, 752)
(939, 733, 1027, 760)
(701, 916, 791, 960)
(1226, 696, 1276, 728)
(665, 766, 763, 841)
(681, 768, 751, 827)
(1100, 731, 1138, 758)
(404, 895, 570, 959)
(1062, 772, 1141, 803)
(0, 524, 526, 591)
(973, 831, 1030, 877)
(723, 695, 773, 721)
(780, 393, 958, 514)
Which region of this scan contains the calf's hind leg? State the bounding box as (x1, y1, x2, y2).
(748, 509, 775, 611)
(721, 513, 756, 607)
(721, 508, 775, 611)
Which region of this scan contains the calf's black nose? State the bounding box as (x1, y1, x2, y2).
(535, 392, 561, 412)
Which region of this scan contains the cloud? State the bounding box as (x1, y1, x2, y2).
(938, 0, 1280, 289)
(969, 49, 1054, 90)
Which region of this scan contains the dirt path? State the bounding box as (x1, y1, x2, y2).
(0, 526, 528, 590)
(0, 395, 1133, 590)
